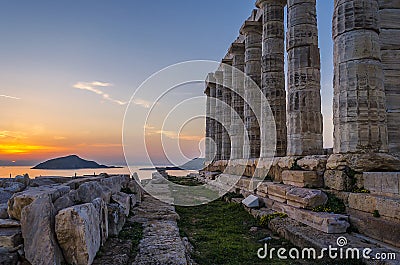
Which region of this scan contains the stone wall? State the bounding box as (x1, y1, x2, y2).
(0, 173, 142, 265)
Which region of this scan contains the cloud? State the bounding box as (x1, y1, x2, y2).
(132, 98, 152, 109)
(0, 95, 20, 100)
(73, 81, 126, 105)
(0, 131, 28, 140)
(144, 125, 202, 141)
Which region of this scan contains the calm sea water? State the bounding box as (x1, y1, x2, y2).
(0, 166, 196, 180)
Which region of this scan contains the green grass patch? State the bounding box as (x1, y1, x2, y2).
(118, 221, 143, 256)
(176, 200, 290, 265)
(167, 175, 203, 186)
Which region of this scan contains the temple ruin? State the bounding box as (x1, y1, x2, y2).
(203, 0, 400, 251)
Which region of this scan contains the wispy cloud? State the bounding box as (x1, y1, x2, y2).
(73, 81, 126, 105)
(0, 95, 20, 100)
(0, 131, 28, 140)
(144, 125, 202, 141)
(132, 98, 152, 109)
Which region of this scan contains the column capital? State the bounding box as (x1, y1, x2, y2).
(229, 42, 245, 55)
(240, 21, 262, 35)
(256, 0, 286, 8)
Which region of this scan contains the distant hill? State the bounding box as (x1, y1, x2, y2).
(140, 157, 205, 171)
(32, 155, 118, 170)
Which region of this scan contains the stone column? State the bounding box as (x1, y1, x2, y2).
(286, 0, 323, 156)
(240, 21, 262, 159)
(333, 0, 388, 153)
(214, 70, 224, 161)
(205, 73, 216, 162)
(257, 0, 287, 157)
(229, 43, 246, 160)
(379, 0, 400, 155)
(221, 59, 233, 161)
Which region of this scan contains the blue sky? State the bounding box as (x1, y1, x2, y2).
(0, 0, 334, 165)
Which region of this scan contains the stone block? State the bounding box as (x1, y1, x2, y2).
(286, 188, 328, 209)
(76, 181, 112, 204)
(111, 192, 131, 217)
(56, 203, 101, 265)
(324, 170, 352, 191)
(92, 198, 108, 247)
(8, 185, 70, 220)
(363, 172, 399, 195)
(277, 156, 296, 169)
(348, 193, 400, 220)
(282, 170, 323, 188)
(297, 155, 327, 172)
(0, 227, 22, 250)
(272, 202, 350, 234)
(326, 153, 400, 172)
(242, 195, 259, 208)
(267, 183, 294, 198)
(256, 182, 270, 194)
(21, 196, 64, 265)
(0, 219, 19, 228)
(107, 203, 126, 236)
(0, 204, 8, 219)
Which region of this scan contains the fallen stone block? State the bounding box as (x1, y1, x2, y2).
(8, 185, 70, 220)
(0, 220, 20, 228)
(0, 191, 13, 205)
(2, 182, 25, 193)
(56, 203, 101, 265)
(21, 196, 64, 265)
(107, 203, 126, 236)
(0, 204, 8, 219)
(267, 183, 294, 199)
(92, 198, 108, 246)
(242, 195, 259, 208)
(272, 202, 349, 234)
(53, 191, 77, 212)
(76, 181, 112, 204)
(297, 155, 327, 172)
(100, 176, 125, 194)
(286, 188, 328, 209)
(0, 228, 22, 250)
(323, 170, 352, 191)
(282, 170, 324, 188)
(112, 192, 131, 217)
(130, 194, 137, 209)
(14, 174, 30, 186)
(0, 249, 18, 265)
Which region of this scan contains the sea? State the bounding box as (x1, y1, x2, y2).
(0, 166, 197, 180)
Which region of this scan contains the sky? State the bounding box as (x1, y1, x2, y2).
(0, 0, 334, 166)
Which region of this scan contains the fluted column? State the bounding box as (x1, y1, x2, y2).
(240, 21, 262, 159)
(214, 70, 224, 161)
(333, 0, 388, 154)
(257, 0, 287, 157)
(286, 0, 323, 156)
(221, 59, 233, 161)
(205, 73, 216, 162)
(229, 43, 246, 160)
(379, 0, 400, 155)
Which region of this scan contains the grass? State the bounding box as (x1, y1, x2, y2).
(312, 193, 346, 214)
(118, 220, 143, 257)
(167, 175, 203, 186)
(176, 199, 290, 265)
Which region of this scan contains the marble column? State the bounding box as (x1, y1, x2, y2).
(379, 0, 400, 155)
(221, 59, 233, 161)
(229, 43, 246, 160)
(205, 73, 216, 162)
(257, 0, 287, 157)
(240, 21, 262, 159)
(333, 0, 388, 153)
(286, 0, 323, 156)
(214, 70, 224, 161)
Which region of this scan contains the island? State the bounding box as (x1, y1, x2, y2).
(32, 155, 120, 170)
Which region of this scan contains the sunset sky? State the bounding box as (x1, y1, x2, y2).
(0, 0, 334, 166)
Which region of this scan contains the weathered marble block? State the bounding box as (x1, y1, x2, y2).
(348, 193, 400, 220)
(363, 172, 400, 195)
(282, 170, 323, 188)
(286, 188, 328, 209)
